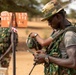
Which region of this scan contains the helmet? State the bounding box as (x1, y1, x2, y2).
(26, 35, 42, 50)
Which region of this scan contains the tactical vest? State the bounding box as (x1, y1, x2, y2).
(44, 26, 76, 75)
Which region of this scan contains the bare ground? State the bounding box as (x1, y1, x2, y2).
(8, 21, 53, 75)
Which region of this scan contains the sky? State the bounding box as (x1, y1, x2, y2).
(62, 0, 76, 14)
(69, 1, 76, 10)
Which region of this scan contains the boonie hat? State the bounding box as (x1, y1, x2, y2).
(41, 1, 63, 21)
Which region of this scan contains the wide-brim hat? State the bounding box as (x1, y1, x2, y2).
(41, 1, 64, 21)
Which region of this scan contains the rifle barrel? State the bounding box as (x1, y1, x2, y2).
(28, 63, 36, 75)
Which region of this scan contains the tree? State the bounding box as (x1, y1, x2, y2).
(0, 0, 41, 17)
(40, 0, 71, 6)
(0, 0, 76, 20)
(68, 9, 76, 18)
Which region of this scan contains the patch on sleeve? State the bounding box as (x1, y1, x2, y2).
(64, 31, 76, 47)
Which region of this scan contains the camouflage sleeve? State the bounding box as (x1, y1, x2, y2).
(64, 31, 76, 47)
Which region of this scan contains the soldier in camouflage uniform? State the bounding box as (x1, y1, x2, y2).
(30, 0, 76, 75)
(0, 27, 18, 68)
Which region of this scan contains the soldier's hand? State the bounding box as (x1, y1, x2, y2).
(29, 32, 38, 38)
(36, 50, 46, 54)
(34, 50, 46, 64)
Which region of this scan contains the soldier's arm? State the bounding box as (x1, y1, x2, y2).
(30, 32, 53, 46)
(48, 31, 76, 69)
(48, 45, 76, 69)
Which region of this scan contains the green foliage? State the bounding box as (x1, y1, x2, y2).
(68, 9, 76, 19)
(0, 0, 24, 12)
(0, 0, 76, 19)
(40, 0, 50, 4)
(0, 0, 41, 17)
(40, 0, 70, 5)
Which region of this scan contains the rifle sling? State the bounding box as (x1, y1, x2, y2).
(48, 26, 76, 50)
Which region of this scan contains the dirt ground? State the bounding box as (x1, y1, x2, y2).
(8, 21, 53, 75)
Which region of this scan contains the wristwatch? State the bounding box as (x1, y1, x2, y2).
(34, 33, 38, 37)
(45, 55, 49, 64)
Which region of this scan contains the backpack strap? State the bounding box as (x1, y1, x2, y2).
(52, 26, 76, 40)
(48, 26, 76, 50)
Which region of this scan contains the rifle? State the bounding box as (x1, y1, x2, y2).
(28, 62, 36, 75)
(27, 49, 37, 75)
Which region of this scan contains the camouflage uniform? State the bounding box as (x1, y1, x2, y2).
(0, 28, 18, 67)
(41, 1, 76, 75)
(44, 29, 76, 75)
